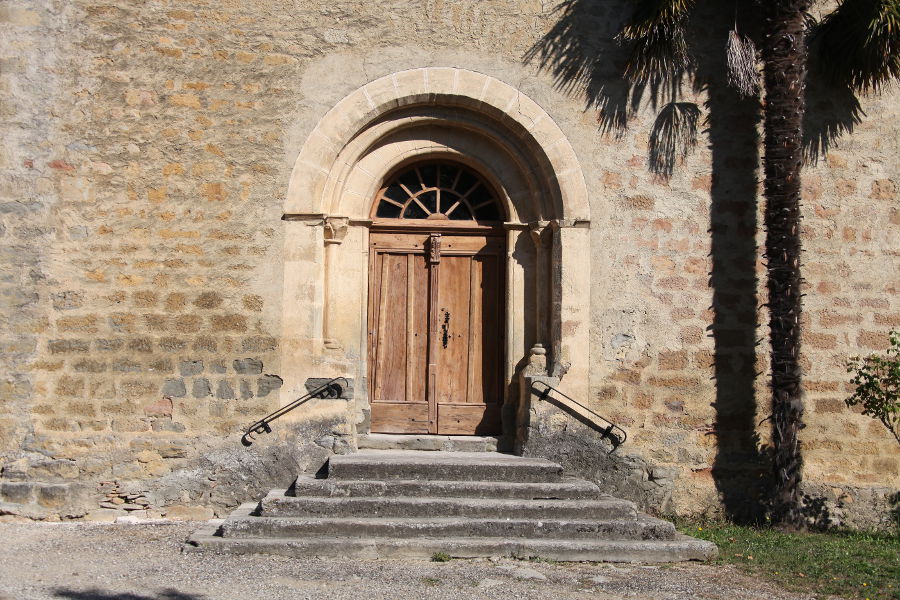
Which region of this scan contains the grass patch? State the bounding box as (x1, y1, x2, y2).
(676, 520, 899, 599)
(430, 551, 451, 562)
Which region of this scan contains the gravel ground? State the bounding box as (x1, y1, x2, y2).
(0, 521, 819, 600)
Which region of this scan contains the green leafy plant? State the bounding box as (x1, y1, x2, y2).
(846, 330, 900, 445)
(430, 551, 451, 562)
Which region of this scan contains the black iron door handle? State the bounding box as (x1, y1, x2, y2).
(441, 309, 451, 348)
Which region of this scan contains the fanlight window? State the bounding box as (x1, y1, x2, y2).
(373, 163, 503, 221)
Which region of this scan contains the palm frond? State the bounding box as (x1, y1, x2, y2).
(813, 0, 900, 94)
(617, 0, 696, 85)
(726, 30, 761, 97)
(648, 101, 701, 177)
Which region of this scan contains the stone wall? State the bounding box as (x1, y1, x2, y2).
(0, 0, 896, 525)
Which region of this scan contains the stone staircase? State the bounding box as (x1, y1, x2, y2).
(186, 450, 717, 562)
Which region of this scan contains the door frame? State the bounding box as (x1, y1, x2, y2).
(366, 220, 507, 435)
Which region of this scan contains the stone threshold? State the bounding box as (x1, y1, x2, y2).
(357, 433, 513, 453)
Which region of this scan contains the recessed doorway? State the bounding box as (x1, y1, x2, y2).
(367, 162, 506, 435)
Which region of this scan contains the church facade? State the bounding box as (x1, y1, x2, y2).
(0, 0, 897, 526)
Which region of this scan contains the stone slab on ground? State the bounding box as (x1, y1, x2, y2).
(0, 522, 816, 600)
(357, 433, 510, 452)
(258, 492, 638, 520)
(289, 473, 602, 499)
(195, 451, 716, 562)
(327, 450, 565, 482)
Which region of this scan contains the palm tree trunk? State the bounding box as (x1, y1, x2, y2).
(761, 0, 810, 529)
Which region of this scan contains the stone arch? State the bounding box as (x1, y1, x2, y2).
(284, 68, 589, 224)
(280, 68, 593, 444)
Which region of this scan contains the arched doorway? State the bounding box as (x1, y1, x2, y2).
(366, 162, 506, 435)
(280, 68, 592, 450)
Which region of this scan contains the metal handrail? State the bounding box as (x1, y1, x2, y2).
(530, 379, 627, 453)
(241, 377, 349, 447)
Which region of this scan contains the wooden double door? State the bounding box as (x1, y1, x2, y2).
(368, 229, 504, 435)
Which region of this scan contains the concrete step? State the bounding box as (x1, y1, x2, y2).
(289, 474, 601, 500)
(357, 433, 512, 452)
(259, 491, 638, 520)
(327, 450, 563, 482)
(220, 515, 676, 541)
(186, 528, 717, 562)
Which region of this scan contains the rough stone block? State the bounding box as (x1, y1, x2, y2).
(144, 397, 173, 418)
(257, 375, 283, 397)
(193, 291, 224, 309)
(128, 338, 154, 353)
(239, 380, 253, 400)
(36, 484, 69, 509)
(148, 358, 173, 372)
(216, 380, 235, 399)
(192, 378, 211, 398)
(0, 481, 35, 504)
(242, 336, 277, 352)
(210, 314, 247, 332)
(161, 379, 186, 398)
(159, 337, 187, 352)
(233, 358, 262, 374)
(174, 314, 203, 333)
(94, 338, 124, 352)
(159, 440, 189, 458)
(180, 360, 204, 376)
(52, 291, 84, 311)
(55, 376, 84, 397)
(151, 418, 186, 433)
(48, 339, 89, 354)
(111, 418, 151, 433)
(210, 361, 227, 374)
(193, 336, 217, 352)
(73, 359, 106, 373)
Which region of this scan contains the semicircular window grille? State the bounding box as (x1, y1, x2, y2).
(373, 163, 503, 221)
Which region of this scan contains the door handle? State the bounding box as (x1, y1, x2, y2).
(441, 309, 451, 348)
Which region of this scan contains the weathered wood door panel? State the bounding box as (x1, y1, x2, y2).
(368, 235, 430, 434)
(368, 231, 503, 435)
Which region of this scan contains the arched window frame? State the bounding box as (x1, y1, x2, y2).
(371, 162, 505, 223)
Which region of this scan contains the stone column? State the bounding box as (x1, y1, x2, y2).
(528, 221, 551, 375)
(322, 216, 349, 350)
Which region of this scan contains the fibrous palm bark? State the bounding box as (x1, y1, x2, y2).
(761, 0, 811, 529)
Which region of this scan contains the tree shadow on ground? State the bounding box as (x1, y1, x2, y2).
(53, 588, 205, 600)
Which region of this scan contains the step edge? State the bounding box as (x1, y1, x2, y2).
(185, 533, 718, 561)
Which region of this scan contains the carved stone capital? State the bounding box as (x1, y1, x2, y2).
(528, 221, 551, 249)
(324, 216, 350, 245)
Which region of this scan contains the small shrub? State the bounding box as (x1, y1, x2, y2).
(430, 551, 451, 562)
(846, 329, 900, 445)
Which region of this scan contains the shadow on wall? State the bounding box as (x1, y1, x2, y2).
(689, 0, 769, 525)
(523, 0, 860, 522)
(53, 589, 202, 600)
(527, 0, 864, 523)
(525, 0, 771, 522)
